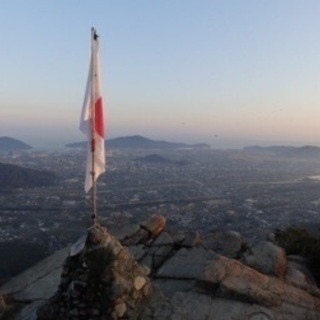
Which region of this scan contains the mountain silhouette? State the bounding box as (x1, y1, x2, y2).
(0, 137, 32, 152)
(66, 135, 210, 149)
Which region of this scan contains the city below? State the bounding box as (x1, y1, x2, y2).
(1, 143, 320, 279)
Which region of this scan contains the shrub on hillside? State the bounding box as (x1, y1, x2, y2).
(275, 227, 320, 285)
(275, 228, 320, 256)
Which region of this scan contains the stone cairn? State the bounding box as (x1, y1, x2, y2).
(37, 224, 152, 320)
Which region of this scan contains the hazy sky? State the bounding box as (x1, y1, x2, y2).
(1, 1, 320, 148)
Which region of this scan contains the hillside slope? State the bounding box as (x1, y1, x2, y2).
(0, 163, 57, 190)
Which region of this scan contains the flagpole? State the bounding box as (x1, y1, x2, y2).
(80, 27, 105, 226)
(91, 27, 97, 225)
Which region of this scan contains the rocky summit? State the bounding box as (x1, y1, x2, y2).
(1, 214, 320, 320)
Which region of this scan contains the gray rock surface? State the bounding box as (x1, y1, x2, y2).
(156, 246, 215, 279)
(0, 247, 69, 320)
(1, 214, 319, 320)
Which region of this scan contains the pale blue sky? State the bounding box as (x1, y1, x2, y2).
(1, 1, 320, 148)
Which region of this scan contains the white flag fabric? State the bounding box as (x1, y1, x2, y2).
(80, 29, 105, 193)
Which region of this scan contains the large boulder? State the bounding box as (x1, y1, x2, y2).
(141, 214, 166, 238)
(151, 251, 320, 319)
(202, 230, 245, 258)
(242, 241, 287, 278)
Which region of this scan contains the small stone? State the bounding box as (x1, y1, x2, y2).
(142, 214, 167, 238)
(115, 302, 127, 317)
(134, 276, 147, 291)
(141, 265, 151, 276)
(110, 278, 132, 300)
(140, 255, 153, 272)
(172, 232, 185, 244)
(180, 231, 202, 248)
(142, 283, 152, 297)
(87, 226, 107, 244)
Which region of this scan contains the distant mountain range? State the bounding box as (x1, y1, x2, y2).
(0, 137, 32, 152)
(244, 145, 320, 158)
(0, 163, 57, 191)
(66, 135, 210, 149)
